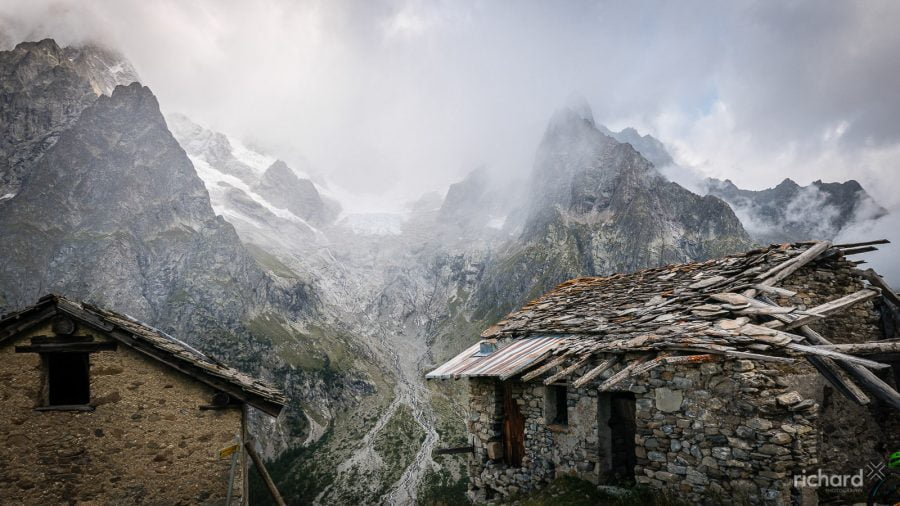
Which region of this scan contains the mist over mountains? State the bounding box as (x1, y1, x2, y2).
(0, 36, 897, 504)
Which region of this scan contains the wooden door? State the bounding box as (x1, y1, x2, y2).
(501, 382, 525, 467)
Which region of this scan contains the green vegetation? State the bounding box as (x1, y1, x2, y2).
(373, 404, 427, 498)
(246, 243, 299, 279)
(510, 477, 691, 506)
(246, 312, 354, 372)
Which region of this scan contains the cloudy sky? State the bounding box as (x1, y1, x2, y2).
(2, 0, 897, 202)
(2, 0, 899, 279)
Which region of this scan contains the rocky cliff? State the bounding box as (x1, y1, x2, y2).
(471, 104, 752, 322)
(0, 39, 137, 197)
(706, 177, 888, 244)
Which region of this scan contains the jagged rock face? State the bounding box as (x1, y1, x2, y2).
(706, 177, 888, 244)
(598, 125, 675, 168)
(254, 160, 339, 226)
(472, 106, 751, 321)
(0, 83, 271, 344)
(0, 39, 139, 197)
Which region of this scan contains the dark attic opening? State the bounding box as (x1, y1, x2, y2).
(45, 352, 90, 406)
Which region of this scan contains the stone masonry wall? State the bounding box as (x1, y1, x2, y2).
(780, 260, 899, 496)
(0, 321, 246, 504)
(466, 354, 819, 505)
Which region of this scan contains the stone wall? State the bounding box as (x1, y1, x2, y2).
(0, 321, 246, 504)
(466, 355, 819, 505)
(780, 259, 900, 494)
(463, 258, 897, 504)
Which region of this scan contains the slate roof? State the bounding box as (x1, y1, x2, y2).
(0, 294, 286, 416)
(428, 240, 900, 411)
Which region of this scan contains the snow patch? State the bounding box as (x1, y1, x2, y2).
(0, 192, 15, 201)
(485, 214, 507, 230)
(189, 154, 320, 233)
(228, 137, 277, 174)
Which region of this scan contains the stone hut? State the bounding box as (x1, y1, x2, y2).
(427, 240, 900, 505)
(0, 294, 286, 504)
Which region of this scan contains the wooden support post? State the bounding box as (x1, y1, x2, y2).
(245, 440, 286, 506)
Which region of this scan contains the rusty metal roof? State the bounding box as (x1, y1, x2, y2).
(426, 335, 568, 380)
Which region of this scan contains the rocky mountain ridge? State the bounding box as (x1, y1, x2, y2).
(0, 38, 138, 197)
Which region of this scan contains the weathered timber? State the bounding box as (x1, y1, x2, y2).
(434, 446, 475, 455)
(799, 326, 900, 410)
(758, 240, 831, 287)
(806, 355, 871, 405)
(598, 354, 656, 392)
(834, 239, 890, 248)
(816, 342, 900, 355)
(15, 341, 117, 353)
(858, 268, 900, 308)
(521, 352, 573, 382)
(572, 357, 620, 388)
(785, 342, 890, 370)
(776, 289, 879, 330)
(544, 354, 592, 385)
(840, 246, 879, 256)
(245, 440, 287, 506)
(752, 284, 798, 297)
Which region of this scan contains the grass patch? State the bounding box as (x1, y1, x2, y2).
(246, 243, 299, 279)
(510, 477, 691, 506)
(373, 404, 426, 498)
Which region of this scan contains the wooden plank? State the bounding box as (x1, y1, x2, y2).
(752, 284, 798, 298)
(572, 357, 620, 388)
(520, 351, 574, 382)
(434, 446, 475, 455)
(15, 342, 118, 353)
(833, 239, 890, 248)
(30, 335, 94, 344)
(815, 341, 900, 355)
(805, 356, 870, 405)
(544, 354, 592, 385)
(840, 246, 878, 256)
(858, 268, 900, 308)
(598, 355, 656, 392)
(34, 405, 95, 412)
(800, 325, 900, 411)
(777, 289, 879, 330)
(785, 342, 890, 369)
(758, 241, 832, 287)
(245, 440, 287, 506)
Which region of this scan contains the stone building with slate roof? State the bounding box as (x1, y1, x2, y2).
(0, 294, 286, 505)
(427, 240, 900, 505)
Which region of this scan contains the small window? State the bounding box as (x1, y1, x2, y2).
(46, 353, 90, 406)
(545, 385, 569, 425)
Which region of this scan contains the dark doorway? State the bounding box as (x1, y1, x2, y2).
(500, 382, 525, 467)
(46, 352, 90, 405)
(608, 392, 636, 481)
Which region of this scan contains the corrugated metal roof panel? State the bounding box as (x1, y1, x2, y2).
(425, 336, 567, 380)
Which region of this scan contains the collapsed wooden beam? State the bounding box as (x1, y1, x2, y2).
(785, 342, 890, 370)
(520, 351, 573, 382)
(801, 326, 900, 411)
(805, 355, 871, 406)
(776, 288, 879, 330)
(815, 341, 900, 355)
(757, 241, 832, 288)
(840, 246, 879, 256)
(833, 239, 890, 249)
(858, 268, 900, 308)
(572, 356, 619, 388)
(598, 355, 655, 392)
(544, 354, 592, 385)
